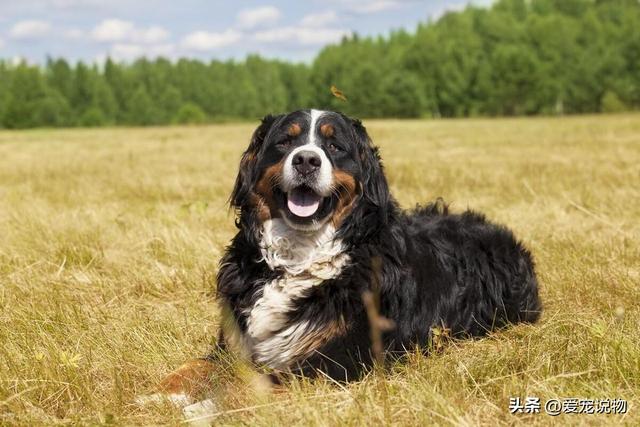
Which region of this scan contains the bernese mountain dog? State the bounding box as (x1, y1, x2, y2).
(153, 109, 541, 405)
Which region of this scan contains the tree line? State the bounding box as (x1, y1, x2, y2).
(0, 0, 638, 128)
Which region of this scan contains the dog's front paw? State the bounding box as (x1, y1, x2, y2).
(134, 392, 193, 407)
(135, 393, 219, 426)
(182, 398, 219, 426)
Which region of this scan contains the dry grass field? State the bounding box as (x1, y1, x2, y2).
(0, 114, 638, 426)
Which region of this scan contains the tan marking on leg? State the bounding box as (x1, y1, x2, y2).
(158, 359, 217, 397)
(289, 317, 347, 362)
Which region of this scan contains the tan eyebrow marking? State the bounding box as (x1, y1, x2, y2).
(287, 123, 301, 137)
(320, 123, 334, 138)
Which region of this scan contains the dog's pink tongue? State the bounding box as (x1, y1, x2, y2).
(287, 188, 321, 217)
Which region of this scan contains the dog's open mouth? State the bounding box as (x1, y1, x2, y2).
(286, 186, 322, 218)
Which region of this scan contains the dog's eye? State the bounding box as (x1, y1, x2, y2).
(276, 139, 291, 148)
(328, 143, 342, 153)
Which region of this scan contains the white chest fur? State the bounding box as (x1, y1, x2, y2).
(244, 219, 350, 368)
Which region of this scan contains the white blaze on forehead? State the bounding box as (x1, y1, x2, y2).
(308, 109, 325, 146)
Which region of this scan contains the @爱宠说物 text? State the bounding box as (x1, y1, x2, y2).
(509, 397, 628, 416)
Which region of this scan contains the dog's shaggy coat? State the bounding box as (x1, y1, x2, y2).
(157, 110, 541, 399)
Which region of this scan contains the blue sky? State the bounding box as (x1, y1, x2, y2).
(0, 0, 493, 64)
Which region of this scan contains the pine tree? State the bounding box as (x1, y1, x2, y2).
(127, 85, 157, 125)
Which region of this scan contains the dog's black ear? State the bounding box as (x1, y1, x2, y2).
(350, 118, 392, 222)
(230, 114, 280, 210)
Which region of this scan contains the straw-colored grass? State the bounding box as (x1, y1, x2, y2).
(0, 114, 638, 425)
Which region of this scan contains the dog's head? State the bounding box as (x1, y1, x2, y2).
(230, 110, 392, 239)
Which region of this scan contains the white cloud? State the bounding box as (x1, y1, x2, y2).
(254, 26, 351, 46)
(91, 19, 134, 42)
(111, 43, 143, 59)
(9, 20, 51, 39)
(110, 43, 143, 59)
(0, 38, 4, 48)
(181, 29, 242, 51)
(91, 19, 169, 44)
(133, 26, 170, 44)
(108, 43, 176, 61)
(350, 0, 402, 14)
(300, 11, 338, 27)
(236, 6, 281, 29)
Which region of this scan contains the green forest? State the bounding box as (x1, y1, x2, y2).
(1, 0, 639, 128)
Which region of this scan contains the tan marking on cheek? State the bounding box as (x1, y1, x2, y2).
(249, 193, 271, 223)
(287, 123, 301, 137)
(255, 162, 283, 198)
(320, 123, 334, 138)
(331, 170, 359, 228)
(253, 161, 285, 221)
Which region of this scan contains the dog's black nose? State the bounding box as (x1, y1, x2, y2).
(292, 150, 321, 176)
